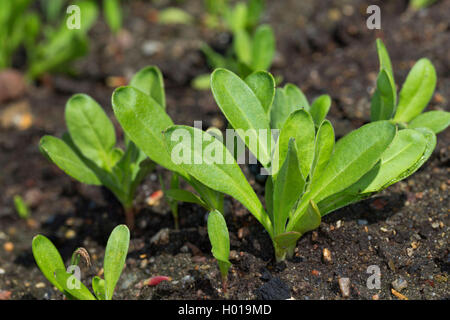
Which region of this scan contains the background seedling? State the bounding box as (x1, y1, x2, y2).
(39, 67, 168, 229)
(32, 224, 130, 300)
(112, 66, 225, 225)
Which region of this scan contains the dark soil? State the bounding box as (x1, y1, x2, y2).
(0, 0, 448, 300)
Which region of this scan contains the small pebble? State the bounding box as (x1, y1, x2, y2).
(3, 242, 14, 252)
(65, 229, 76, 239)
(150, 228, 170, 245)
(35, 282, 45, 289)
(322, 248, 332, 264)
(338, 277, 351, 298)
(358, 219, 368, 225)
(0, 268, 5, 275)
(391, 278, 408, 292)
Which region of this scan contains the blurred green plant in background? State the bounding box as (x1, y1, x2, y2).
(193, 0, 275, 90)
(0, 0, 123, 80)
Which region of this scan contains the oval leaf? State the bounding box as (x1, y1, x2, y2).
(310, 120, 335, 185)
(408, 110, 450, 134)
(104, 225, 130, 300)
(54, 269, 96, 300)
(207, 210, 231, 279)
(211, 68, 273, 166)
(310, 94, 331, 127)
(39, 135, 101, 185)
(32, 235, 66, 292)
(251, 24, 275, 71)
(129, 66, 166, 109)
(245, 71, 275, 115)
(394, 58, 437, 122)
(65, 94, 116, 168)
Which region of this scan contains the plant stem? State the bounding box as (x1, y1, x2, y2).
(124, 206, 135, 230)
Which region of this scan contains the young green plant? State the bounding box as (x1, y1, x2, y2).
(39, 68, 164, 229)
(163, 67, 438, 261)
(32, 224, 130, 300)
(111, 66, 225, 225)
(371, 38, 449, 133)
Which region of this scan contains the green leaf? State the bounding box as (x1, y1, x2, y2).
(310, 120, 335, 185)
(375, 39, 394, 82)
(284, 84, 309, 111)
(207, 210, 231, 279)
(129, 66, 166, 109)
(357, 129, 427, 192)
(227, 2, 247, 32)
(92, 276, 106, 300)
(246, 0, 265, 28)
(273, 139, 304, 235)
(272, 109, 315, 179)
(54, 269, 96, 300)
(103, 0, 122, 33)
(250, 24, 275, 71)
(104, 225, 130, 300)
(317, 127, 436, 216)
(65, 94, 116, 169)
(310, 95, 331, 127)
(408, 110, 450, 134)
(371, 69, 396, 121)
(211, 68, 273, 167)
(163, 125, 272, 235)
(264, 176, 274, 223)
(394, 58, 437, 122)
(245, 71, 275, 115)
(112, 86, 183, 175)
(165, 189, 208, 208)
(32, 235, 66, 292)
(270, 84, 309, 129)
(309, 121, 397, 202)
(234, 29, 252, 66)
(294, 200, 321, 234)
(158, 7, 194, 25)
(270, 88, 288, 129)
(39, 135, 101, 185)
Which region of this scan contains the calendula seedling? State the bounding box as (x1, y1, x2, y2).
(39, 67, 166, 229)
(371, 38, 450, 133)
(163, 66, 440, 262)
(112, 67, 225, 221)
(207, 210, 231, 293)
(194, 0, 274, 89)
(32, 224, 130, 300)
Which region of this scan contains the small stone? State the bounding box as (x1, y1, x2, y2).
(24, 188, 43, 208)
(431, 221, 440, 229)
(35, 282, 45, 289)
(322, 248, 332, 264)
(372, 294, 379, 300)
(150, 228, 170, 245)
(311, 269, 320, 276)
(141, 40, 163, 56)
(338, 277, 351, 298)
(391, 278, 408, 292)
(311, 231, 319, 242)
(336, 220, 342, 229)
(3, 242, 13, 252)
(358, 219, 368, 225)
(406, 248, 414, 257)
(0, 268, 5, 274)
(65, 229, 76, 239)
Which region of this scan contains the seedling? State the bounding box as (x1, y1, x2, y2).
(194, 0, 275, 89)
(112, 67, 225, 221)
(14, 195, 30, 220)
(103, 0, 122, 34)
(371, 39, 449, 133)
(163, 66, 439, 261)
(32, 224, 130, 300)
(39, 67, 166, 229)
(207, 210, 231, 293)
